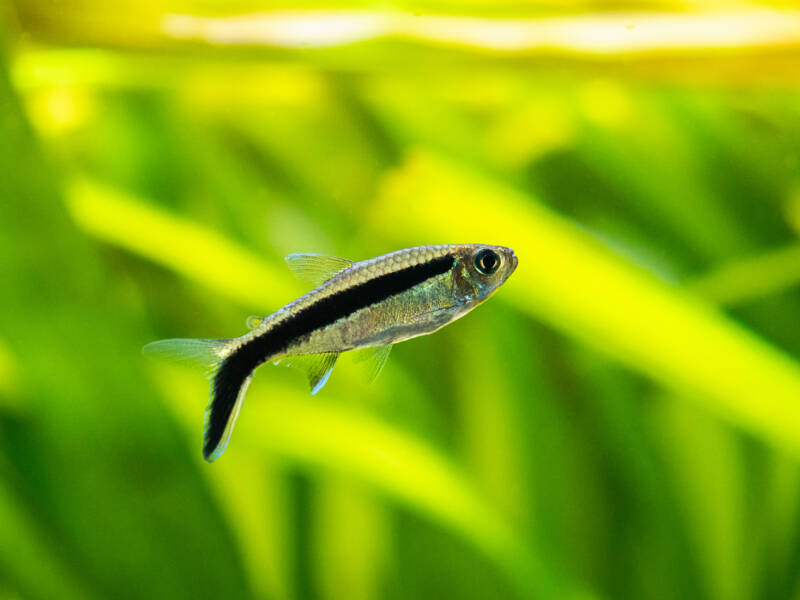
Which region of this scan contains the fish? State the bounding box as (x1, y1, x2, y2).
(144, 244, 517, 462)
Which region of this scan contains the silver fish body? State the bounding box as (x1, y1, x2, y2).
(248, 244, 515, 354)
(144, 243, 517, 461)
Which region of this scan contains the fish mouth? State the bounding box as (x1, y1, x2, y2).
(507, 248, 518, 273)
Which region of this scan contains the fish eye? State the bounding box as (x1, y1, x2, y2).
(474, 249, 500, 275)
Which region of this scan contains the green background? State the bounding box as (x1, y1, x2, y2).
(3, 1, 800, 599)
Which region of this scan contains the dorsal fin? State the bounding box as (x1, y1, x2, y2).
(285, 253, 354, 287)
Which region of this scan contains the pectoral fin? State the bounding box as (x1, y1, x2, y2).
(285, 253, 353, 287)
(353, 345, 392, 383)
(274, 352, 339, 394)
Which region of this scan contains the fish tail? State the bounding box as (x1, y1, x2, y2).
(143, 337, 253, 462)
(204, 347, 257, 462)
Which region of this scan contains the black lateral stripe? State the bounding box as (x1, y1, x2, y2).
(204, 253, 455, 457)
(246, 253, 454, 366)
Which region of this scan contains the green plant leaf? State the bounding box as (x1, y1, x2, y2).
(373, 150, 800, 456)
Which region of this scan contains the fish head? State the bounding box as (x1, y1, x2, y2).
(452, 244, 517, 305)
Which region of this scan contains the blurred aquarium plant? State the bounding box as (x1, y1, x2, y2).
(3, 1, 800, 599)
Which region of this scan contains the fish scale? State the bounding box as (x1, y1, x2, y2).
(144, 243, 517, 461)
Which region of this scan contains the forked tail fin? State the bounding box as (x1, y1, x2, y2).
(143, 337, 254, 462)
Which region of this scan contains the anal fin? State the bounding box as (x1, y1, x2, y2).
(275, 352, 339, 394)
